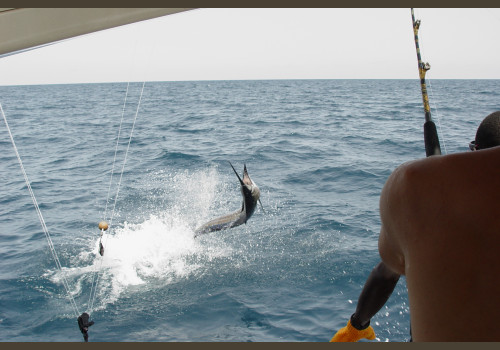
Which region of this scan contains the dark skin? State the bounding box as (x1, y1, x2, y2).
(345, 112, 500, 341)
(350, 261, 399, 330)
(375, 146, 500, 341)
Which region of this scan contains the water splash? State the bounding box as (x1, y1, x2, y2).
(49, 166, 237, 311)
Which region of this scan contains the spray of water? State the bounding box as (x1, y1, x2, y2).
(49, 166, 239, 311)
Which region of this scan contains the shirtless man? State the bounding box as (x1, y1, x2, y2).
(331, 111, 500, 342)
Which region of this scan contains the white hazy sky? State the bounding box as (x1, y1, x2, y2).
(1, 8, 500, 85)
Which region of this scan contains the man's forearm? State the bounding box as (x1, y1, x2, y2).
(351, 261, 400, 329)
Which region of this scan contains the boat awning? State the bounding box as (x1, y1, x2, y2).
(0, 8, 194, 58)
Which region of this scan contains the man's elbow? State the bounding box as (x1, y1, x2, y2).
(374, 261, 401, 282)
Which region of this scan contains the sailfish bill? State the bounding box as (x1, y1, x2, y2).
(194, 163, 261, 237)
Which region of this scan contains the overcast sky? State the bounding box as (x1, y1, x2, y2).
(1, 8, 500, 85)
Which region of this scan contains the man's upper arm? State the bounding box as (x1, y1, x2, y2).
(378, 165, 408, 276)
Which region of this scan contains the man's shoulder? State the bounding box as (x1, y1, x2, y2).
(393, 146, 500, 187)
(382, 157, 436, 200)
(381, 147, 500, 228)
(380, 155, 449, 233)
(385, 151, 469, 191)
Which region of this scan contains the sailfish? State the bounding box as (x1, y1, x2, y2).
(194, 163, 262, 237)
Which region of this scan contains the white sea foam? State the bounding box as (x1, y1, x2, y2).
(50, 166, 236, 310)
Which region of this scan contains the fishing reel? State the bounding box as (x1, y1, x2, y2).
(420, 62, 431, 71)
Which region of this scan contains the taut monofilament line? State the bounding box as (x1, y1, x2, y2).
(1, 103, 81, 318)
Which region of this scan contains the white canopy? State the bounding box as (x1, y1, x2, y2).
(0, 8, 193, 58)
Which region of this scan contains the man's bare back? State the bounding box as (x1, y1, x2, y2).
(379, 146, 500, 341)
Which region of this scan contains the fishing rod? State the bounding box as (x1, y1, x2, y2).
(411, 8, 441, 157)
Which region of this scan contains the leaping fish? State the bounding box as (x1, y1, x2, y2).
(194, 163, 262, 237)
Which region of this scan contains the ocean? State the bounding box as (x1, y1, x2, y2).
(0, 79, 499, 342)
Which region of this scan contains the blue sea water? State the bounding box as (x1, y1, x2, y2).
(0, 79, 499, 342)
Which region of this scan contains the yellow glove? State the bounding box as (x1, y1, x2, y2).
(330, 319, 376, 342)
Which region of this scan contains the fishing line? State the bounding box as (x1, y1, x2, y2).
(109, 81, 147, 231)
(87, 81, 147, 315)
(86, 81, 131, 313)
(88, 20, 150, 312)
(103, 82, 131, 222)
(1, 103, 81, 317)
(87, 17, 160, 317)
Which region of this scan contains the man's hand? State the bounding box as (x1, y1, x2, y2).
(330, 319, 376, 342)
